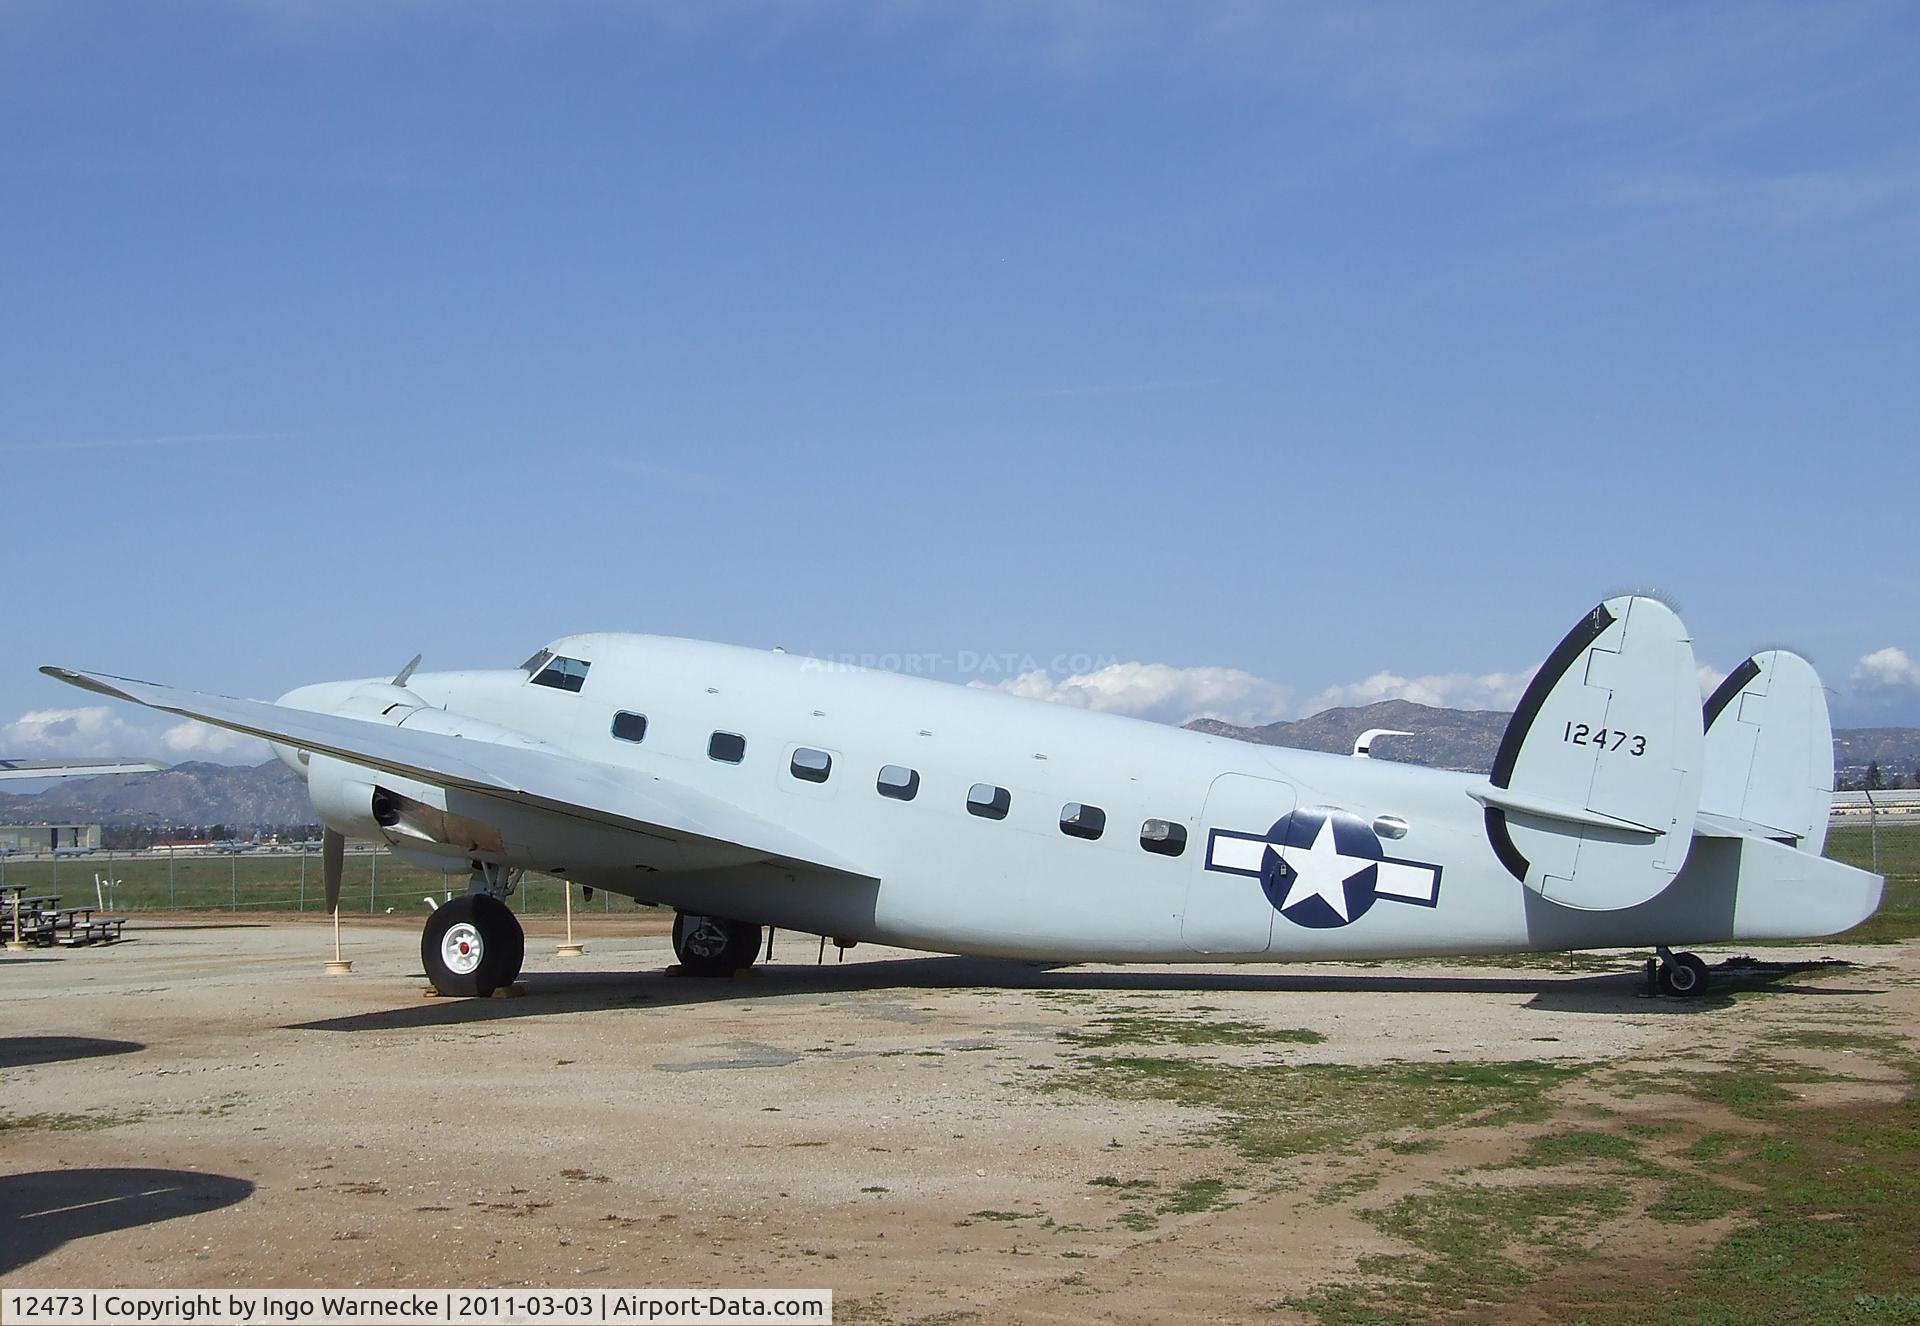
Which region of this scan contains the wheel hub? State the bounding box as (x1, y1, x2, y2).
(442, 922, 485, 975)
(684, 917, 730, 959)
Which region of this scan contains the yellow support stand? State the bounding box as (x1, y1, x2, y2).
(6, 893, 27, 954)
(556, 880, 584, 958)
(323, 905, 353, 974)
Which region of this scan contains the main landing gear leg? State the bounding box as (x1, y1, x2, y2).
(420, 862, 526, 997)
(1652, 944, 1710, 999)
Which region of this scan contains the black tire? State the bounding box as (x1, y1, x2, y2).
(423, 896, 489, 997)
(422, 895, 516, 997)
(1659, 951, 1711, 998)
(479, 894, 524, 987)
(672, 912, 763, 977)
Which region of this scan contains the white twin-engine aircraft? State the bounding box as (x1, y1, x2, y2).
(44, 596, 1880, 1000)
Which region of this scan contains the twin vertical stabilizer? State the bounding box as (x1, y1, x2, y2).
(1699, 650, 1835, 854)
(1478, 596, 1705, 911)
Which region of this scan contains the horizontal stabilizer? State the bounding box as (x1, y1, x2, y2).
(1483, 596, 1704, 911)
(1693, 810, 1799, 841)
(1724, 830, 1881, 940)
(1469, 783, 1661, 836)
(1700, 650, 1833, 854)
(0, 757, 163, 781)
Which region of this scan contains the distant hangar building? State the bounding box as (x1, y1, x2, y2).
(0, 823, 102, 853)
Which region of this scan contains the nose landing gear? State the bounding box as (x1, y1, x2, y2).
(671, 911, 764, 978)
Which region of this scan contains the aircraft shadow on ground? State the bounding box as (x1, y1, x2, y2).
(0, 1035, 145, 1069)
(0, 1168, 254, 1275)
(285, 955, 1875, 1033)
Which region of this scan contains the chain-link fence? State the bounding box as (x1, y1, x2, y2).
(0, 847, 618, 916)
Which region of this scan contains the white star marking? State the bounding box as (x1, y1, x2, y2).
(1275, 816, 1371, 922)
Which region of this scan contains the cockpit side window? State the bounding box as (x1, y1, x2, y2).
(519, 649, 554, 675)
(529, 655, 591, 693)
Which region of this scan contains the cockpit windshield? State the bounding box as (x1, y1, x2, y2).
(519, 649, 554, 675)
(528, 654, 591, 693)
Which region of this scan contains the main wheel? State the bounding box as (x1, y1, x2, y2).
(422, 895, 517, 997)
(1658, 951, 1710, 998)
(485, 895, 525, 987)
(672, 912, 763, 977)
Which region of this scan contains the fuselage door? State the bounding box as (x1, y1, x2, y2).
(1181, 773, 1297, 954)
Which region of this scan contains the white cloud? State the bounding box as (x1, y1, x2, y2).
(981, 662, 1295, 727)
(0, 431, 292, 456)
(159, 721, 270, 761)
(0, 706, 150, 758)
(1603, 164, 1920, 234)
(980, 658, 1548, 727)
(1176, 286, 1274, 310)
(1305, 669, 1535, 714)
(1853, 646, 1920, 690)
(1, 707, 266, 765)
(1697, 663, 1728, 697)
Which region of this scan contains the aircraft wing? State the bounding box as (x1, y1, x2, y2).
(40, 667, 876, 880)
(0, 757, 163, 781)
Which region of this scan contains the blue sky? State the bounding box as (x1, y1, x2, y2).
(4, 1, 1918, 763)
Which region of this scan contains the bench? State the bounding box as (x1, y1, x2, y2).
(46, 907, 91, 943)
(4, 900, 124, 947)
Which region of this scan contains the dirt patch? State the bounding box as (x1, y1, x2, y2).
(1, 923, 1913, 1321)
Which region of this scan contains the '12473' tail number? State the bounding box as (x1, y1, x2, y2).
(1563, 722, 1646, 756)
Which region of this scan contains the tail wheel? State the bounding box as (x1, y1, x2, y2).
(422, 895, 522, 997)
(1659, 951, 1710, 998)
(672, 912, 763, 977)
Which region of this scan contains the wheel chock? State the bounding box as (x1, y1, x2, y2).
(420, 982, 526, 999)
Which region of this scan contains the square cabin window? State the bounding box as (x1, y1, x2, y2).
(791, 747, 832, 783)
(1060, 802, 1106, 840)
(967, 783, 1011, 820)
(709, 731, 747, 764)
(611, 711, 648, 743)
(876, 764, 920, 801)
(1140, 818, 1188, 857)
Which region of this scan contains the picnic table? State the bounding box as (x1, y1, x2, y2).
(3, 896, 127, 947)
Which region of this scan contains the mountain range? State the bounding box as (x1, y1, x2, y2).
(0, 759, 311, 829)
(1, 701, 1914, 828)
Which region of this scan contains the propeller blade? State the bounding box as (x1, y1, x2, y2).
(322, 828, 344, 914)
(392, 655, 422, 687)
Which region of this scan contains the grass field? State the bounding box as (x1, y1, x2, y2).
(0, 849, 610, 916)
(1823, 821, 1920, 942)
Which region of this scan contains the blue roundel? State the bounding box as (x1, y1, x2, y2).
(1258, 807, 1385, 929)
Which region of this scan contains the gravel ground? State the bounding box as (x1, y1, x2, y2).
(1, 915, 1910, 1322)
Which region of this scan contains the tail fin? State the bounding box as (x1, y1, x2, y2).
(1700, 650, 1833, 854)
(1476, 596, 1705, 911)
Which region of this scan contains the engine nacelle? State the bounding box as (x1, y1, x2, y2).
(306, 753, 398, 843)
(285, 683, 555, 868)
